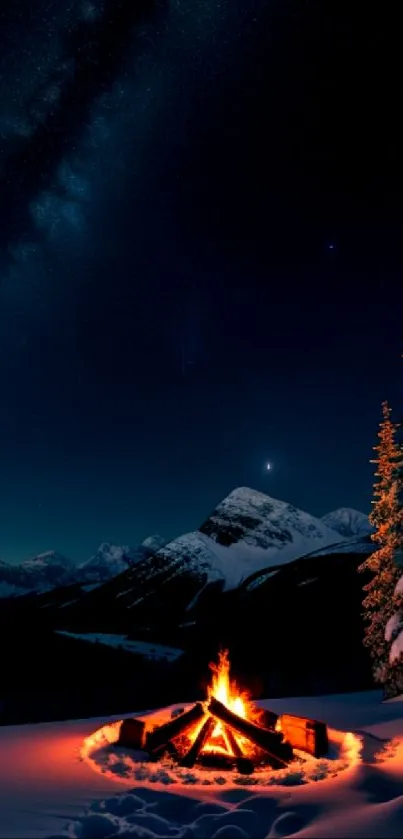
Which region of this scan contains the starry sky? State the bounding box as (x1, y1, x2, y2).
(0, 0, 402, 564)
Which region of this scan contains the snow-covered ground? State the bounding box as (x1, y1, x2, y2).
(2, 690, 403, 838)
(55, 631, 184, 661)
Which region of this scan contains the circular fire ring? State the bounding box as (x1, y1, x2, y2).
(82, 653, 362, 788)
(82, 711, 362, 789)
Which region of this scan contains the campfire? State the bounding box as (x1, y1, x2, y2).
(118, 650, 329, 775)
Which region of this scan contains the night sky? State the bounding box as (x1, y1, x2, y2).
(0, 0, 402, 564)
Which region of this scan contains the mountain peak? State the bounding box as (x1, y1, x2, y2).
(193, 486, 346, 588)
(321, 507, 372, 538)
(95, 541, 128, 558)
(141, 534, 166, 552)
(20, 550, 74, 571)
(224, 486, 273, 506)
(77, 542, 133, 575)
(75, 538, 166, 584)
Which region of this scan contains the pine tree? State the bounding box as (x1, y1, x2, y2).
(359, 401, 403, 686)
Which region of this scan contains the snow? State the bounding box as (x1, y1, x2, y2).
(385, 575, 403, 662)
(74, 537, 167, 585)
(21, 551, 74, 572)
(141, 535, 166, 552)
(245, 570, 279, 592)
(3, 690, 403, 838)
(321, 508, 372, 538)
(0, 551, 75, 599)
(55, 631, 184, 661)
(160, 532, 225, 585)
(394, 574, 403, 597)
(390, 631, 403, 664)
(77, 543, 134, 579)
(385, 613, 402, 643)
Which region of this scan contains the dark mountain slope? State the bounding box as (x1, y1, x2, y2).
(169, 549, 374, 700)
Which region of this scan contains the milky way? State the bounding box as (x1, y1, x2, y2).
(0, 0, 163, 256)
(0, 0, 401, 564)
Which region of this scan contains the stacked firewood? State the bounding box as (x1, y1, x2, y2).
(118, 700, 328, 774)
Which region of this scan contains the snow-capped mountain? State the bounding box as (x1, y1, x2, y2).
(195, 487, 345, 587)
(76, 542, 137, 582)
(321, 507, 372, 538)
(20, 551, 75, 582)
(0, 550, 74, 595)
(74, 536, 167, 584)
(0, 535, 168, 599)
(141, 534, 166, 553)
(138, 486, 348, 594)
(58, 488, 347, 628)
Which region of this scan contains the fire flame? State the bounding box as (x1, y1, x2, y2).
(189, 649, 260, 757)
(207, 649, 249, 720)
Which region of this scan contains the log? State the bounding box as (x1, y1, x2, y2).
(259, 708, 279, 731)
(225, 726, 243, 757)
(208, 697, 293, 769)
(263, 739, 294, 769)
(118, 717, 146, 750)
(280, 714, 328, 758)
(208, 697, 283, 754)
(224, 726, 254, 775)
(198, 752, 236, 771)
(145, 702, 205, 754)
(179, 716, 215, 768)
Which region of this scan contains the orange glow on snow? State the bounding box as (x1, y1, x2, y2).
(341, 731, 362, 767)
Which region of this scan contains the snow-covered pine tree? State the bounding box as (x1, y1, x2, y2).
(358, 401, 403, 689)
(382, 414, 403, 697)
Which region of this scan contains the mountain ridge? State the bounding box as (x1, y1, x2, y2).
(40, 487, 350, 629)
(0, 536, 166, 596)
(0, 487, 352, 602)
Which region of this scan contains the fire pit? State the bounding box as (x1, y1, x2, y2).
(82, 650, 363, 788)
(116, 651, 328, 775)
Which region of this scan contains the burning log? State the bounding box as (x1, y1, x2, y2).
(224, 726, 254, 775)
(225, 725, 243, 756)
(118, 717, 146, 750)
(145, 702, 205, 754)
(179, 716, 216, 768)
(280, 714, 328, 758)
(209, 697, 283, 753)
